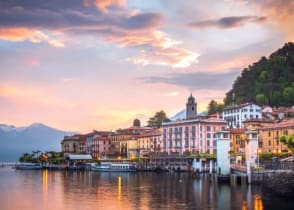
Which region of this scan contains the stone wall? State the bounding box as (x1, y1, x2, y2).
(262, 172, 294, 197)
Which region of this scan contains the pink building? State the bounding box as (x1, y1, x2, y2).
(161, 95, 227, 155)
(161, 118, 226, 155)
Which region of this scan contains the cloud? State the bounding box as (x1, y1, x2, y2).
(128, 47, 198, 68)
(252, 0, 294, 40)
(0, 28, 64, 47)
(0, 0, 197, 68)
(92, 0, 126, 13)
(139, 71, 239, 90)
(188, 16, 266, 29)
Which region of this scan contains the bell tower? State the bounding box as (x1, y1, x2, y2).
(186, 93, 197, 119)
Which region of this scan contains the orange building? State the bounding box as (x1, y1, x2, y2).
(229, 128, 246, 153)
(259, 118, 294, 153)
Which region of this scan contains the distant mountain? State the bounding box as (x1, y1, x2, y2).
(225, 42, 294, 106)
(170, 109, 186, 121)
(170, 109, 208, 121)
(0, 123, 75, 161)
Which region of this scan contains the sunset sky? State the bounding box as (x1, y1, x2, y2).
(0, 0, 293, 132)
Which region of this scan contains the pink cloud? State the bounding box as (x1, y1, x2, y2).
(0, 28, 64, 48)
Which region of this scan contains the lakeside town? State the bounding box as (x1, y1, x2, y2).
(58, 94, 293, 164)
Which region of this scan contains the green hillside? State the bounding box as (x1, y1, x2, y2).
(224, 42, 294, 107)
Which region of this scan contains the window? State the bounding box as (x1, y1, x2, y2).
(207, 133, 211, 138)
(283, 130, 288, 135)
(268, 131, 271, 137)
(269, 140, 271, 146)
(207, 126, 211, 131)
(256, 115, 259, 119)
(207, 140, 210, 146)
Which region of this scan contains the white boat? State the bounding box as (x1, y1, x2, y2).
(91, 162, 137, 172)
(15, 162, 43, 170)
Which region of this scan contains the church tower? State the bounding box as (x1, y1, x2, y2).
(186, 94, 197, 119)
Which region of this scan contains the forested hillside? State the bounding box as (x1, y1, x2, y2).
(225, 42, 294, 106)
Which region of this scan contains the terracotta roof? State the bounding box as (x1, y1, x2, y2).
(229, 128, 246, 134)
(138, 132, 161, 138)
(260, 118, 294, 130)
(243, 118, 274, 123)
(224, 102, 260, 111)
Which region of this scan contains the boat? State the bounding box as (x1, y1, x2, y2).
(91, 162, 137, 172)
(15, 162, 43, 170)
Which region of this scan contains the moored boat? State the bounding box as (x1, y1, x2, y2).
(15, 162, 43, 170)
(91, 162, 137, 172)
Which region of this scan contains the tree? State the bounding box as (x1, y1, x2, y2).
(207, 100, 218, 115)
(282, 86, 294, 106)
(272, 91, 281, 106)
(256, 93, 268, 104)
(207, 100, 224, 115)
(280, 135, 294, 153)
(147, 110, 170, 127)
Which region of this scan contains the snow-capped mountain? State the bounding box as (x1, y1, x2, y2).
(170, 109, 208, 121)
(0, 123, 75, 161)
(170, 109, 186, 121)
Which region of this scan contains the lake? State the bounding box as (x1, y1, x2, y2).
(0, 167, 293, 210)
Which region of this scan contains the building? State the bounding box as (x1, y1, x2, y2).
(243, 118, 274, 130)
(137, 130, 161, 157)
(186, 94, 197, 119)
(61, 134, 87, 154)
(84, 130, 114, 159)
(222, 102, 262, 128)
(111, 125, 158, 158)
(259, 118, 294, 153)
(229, 128, 246, 153)
(161, 95, 226, 155)
(161, 118, 226, 155)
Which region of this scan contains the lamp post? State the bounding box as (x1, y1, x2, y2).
(257, 149, 261, 173)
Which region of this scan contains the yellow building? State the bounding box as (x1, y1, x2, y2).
(229, 128, 246, 153)
(111, 126, 156, 158)
(137, 130, 161, 157)
(259, 118, 294, 153)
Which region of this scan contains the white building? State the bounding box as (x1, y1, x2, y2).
(222, 102, 262, 128)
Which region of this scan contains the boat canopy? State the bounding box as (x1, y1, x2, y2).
(66, 154, 92, 160)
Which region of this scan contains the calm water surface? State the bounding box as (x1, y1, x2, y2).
(0, 168, 293, 210)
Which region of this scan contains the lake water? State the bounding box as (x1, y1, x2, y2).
(0, 168, 293, 210)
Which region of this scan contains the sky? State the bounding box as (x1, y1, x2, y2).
(0, 0, 293, 132)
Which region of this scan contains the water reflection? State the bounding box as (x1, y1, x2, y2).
(42, 169, 48, 203)
(0, 168, 292, 210)
(118, 175, 122, 200)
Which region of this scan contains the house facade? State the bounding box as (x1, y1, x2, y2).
(161, 118, 226, 155)
(259, 118, 294, 153)
(223, 102, 262, 128)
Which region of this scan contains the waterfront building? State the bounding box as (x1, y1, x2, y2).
(259, 118, 294, 153)
(111, 124, 158, 158)
(61, 134, 87, 154)
(161, 95, 226, 155)
(229, 128, 246, 153)
(84, 130, 114, 159)
(222, 102, 262, 128)
(161, 118, 226, 155)
(137, 130, 161, 157)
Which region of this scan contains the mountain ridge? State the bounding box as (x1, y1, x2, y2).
(0, 122, 75, 161)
